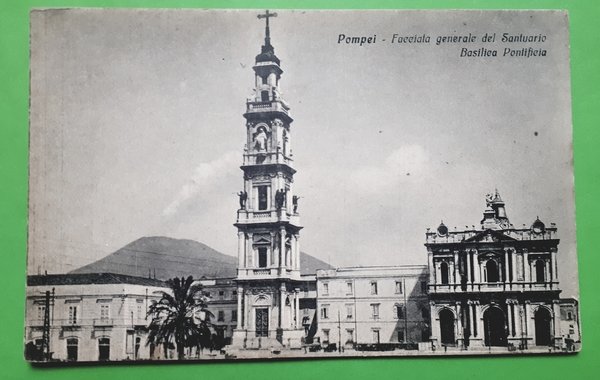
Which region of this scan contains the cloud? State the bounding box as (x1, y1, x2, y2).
(349, 144, 429, 193)
(163, 151, 239, 216)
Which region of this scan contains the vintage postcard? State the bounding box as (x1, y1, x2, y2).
(26, 9, 579, 363)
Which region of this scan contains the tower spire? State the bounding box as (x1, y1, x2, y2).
(257, 10, 277, 50)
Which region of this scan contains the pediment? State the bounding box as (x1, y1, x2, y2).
(464, 229, 518, 243)
(253, 234, 272, 244)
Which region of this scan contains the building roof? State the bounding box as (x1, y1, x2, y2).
(27, 273, 167, 287)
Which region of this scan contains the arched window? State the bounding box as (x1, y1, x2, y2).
(66, 338, 78, 361)
(261, 90, 269, 102)
(535, 260, 546, 283)
(440, 262, 449, 285)
(439, 309, 455, 345)
(98, 337, 110, 361)
(534, 307, 552, 346)
(486, 260, 500, 283)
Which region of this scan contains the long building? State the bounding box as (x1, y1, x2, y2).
(314, 266, 429, 349)
(25, 273, 167, 362)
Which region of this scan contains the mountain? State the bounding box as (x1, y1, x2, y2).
(300, 251, 333, 275)
(70, 236, 332, 280)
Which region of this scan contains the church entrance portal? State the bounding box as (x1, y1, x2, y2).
(534, 307, 552, 346)
(483, 306, 507, 346)
(439, 309, 456, 345)
(255, 308, 269, 337)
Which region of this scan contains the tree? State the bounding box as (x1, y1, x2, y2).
(147, 276, 212, 360)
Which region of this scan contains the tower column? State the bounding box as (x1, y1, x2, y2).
(550, 248, 557, 286)
(473, 250, 481, 286)
(294, 234, 300, 270)
(237, 232, 245, 269)
(523, 250, 530, 287)
(280, 226, 286, 271)
(507, 301, 513, 336)
(466, 250, 472, 290)
(271, 231, 278, 268)
(236, 286, 243, 329)
(279, 283, 286, 328)
(294, 288, 300, 329)
(511, 249, 518, 287)
(453, 250, 459, 288)
(504, 248, 510, 284)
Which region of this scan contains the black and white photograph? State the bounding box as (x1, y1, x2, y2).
(25, 9, 579, 363)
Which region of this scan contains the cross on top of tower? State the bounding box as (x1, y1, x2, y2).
(257, 10, 277, 49)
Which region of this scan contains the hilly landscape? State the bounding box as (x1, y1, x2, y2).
(70, 236, 332, 280)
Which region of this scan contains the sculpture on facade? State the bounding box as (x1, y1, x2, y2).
(275, 189, 286, 209)
(237, 191, 248, 209)
(253, 126, 268, 151)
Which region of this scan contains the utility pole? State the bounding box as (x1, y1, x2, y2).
(337, 310, 342, 353)
(403, 279, 408, 344)
(41, 288, 55, 361)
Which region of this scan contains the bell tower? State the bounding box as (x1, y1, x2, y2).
(231, 11, 304, 350)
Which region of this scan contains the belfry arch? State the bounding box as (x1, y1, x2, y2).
(439, 308, 456, 345)
(534, 307, 552, 346)
(483, 306, 507, 346)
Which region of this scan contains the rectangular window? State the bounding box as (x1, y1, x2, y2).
(421, 281, 427, 294)
(395, 281, 403, 294)
(346, 282, 353, 295)
(232, 290, 237, 296)
(232, 310, 238, 322)
(137, 302, 143, 320)
(371, 303, 380, 319)
(219, 291, 225, 299)
(322, 329, 330, 342)
(395, 304, 405, 319)
(397, 329, 405, 342)
(370, 281, 378, 295)
(346, 329, 354, 344)
(100, 305, 110, 321)
(322, 283, 329, 295)
(258, 186, 268, 210)
(567, 312, 573, 320)
(320, 304, 329, 320)
(37, 305, 45, 321)
(68, 306, 78, 324)
(372, 329, 380, 344)
(126, 331, 134, 354)
(346, 304, 353, 320)
(258, 247, 268, 268)
(218, 310, 225, 322)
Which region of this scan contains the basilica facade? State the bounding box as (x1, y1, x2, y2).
(426, 191, 579, 350)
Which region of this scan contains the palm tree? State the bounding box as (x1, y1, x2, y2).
(147, 276, 212, 360)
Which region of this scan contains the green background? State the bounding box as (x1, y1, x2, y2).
(1, 0, 598, 379)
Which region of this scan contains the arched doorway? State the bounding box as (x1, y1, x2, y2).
(483, 306, 507, 346)
(534, 307, 552, 346)
(440, 262, 449, 285)
(439, 309, 456, 345)
(486, 260, 500, 283)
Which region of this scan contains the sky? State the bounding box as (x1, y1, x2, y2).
(28, 9, 578, 297)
